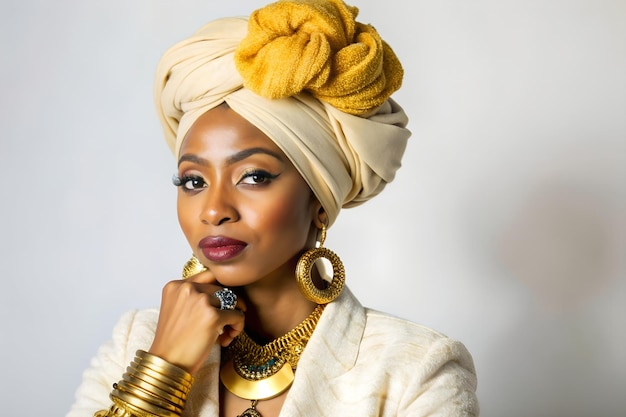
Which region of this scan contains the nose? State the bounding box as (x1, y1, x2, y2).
(200, 181, 239, 226)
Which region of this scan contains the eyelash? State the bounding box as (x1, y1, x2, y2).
(172, 170, 279, 191)
(240, 169, 279, 185)
(172, 174, 205, 191)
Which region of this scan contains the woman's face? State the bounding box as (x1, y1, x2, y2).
(176, 105, 319, 287)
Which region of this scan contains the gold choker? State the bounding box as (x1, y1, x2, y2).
(220, 304, 325, 401)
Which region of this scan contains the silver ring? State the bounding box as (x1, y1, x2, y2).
(214, 288, 237, 310)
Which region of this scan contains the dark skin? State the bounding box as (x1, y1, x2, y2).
(148, 105, 327, 417)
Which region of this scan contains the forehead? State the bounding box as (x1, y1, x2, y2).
(179, 105, 284, 157)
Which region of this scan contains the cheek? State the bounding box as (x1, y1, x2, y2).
(176, 195, 195, 241)
(245, 193, 312, 237)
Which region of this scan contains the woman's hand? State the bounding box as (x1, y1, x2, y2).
(148, 269, 246, 374)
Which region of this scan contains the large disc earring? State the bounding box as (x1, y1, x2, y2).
(295, 225, 345, 304)
(182, 255, 207, 279)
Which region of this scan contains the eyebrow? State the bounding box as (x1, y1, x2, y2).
(178, 147, 285, 167)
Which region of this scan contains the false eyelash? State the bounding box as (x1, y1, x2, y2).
(171, 174, 183, 186)
(240, 169, 280, 181)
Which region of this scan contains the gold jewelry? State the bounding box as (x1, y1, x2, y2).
(221, 359, 294, 401)
(237, 400, 261, 417)
(121, 373, 186, 406)
(95, 396, 161, 417)
(182, 254, 206, 279)
(94, 351, 194, 417)
(130, 362, 190, 393)
(112, 389, 182, 417)
(124, 367, 189, 397)
(295, 225, 345, 304)
(135, 350, 193, 386)
(221, 304, 325, 401)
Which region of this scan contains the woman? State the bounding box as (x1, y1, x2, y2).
(68, 1, 478, 416)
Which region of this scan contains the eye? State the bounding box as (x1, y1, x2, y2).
(173, 175, 207, 191)
(239, 170, 279, 186)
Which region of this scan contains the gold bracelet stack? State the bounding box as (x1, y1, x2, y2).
(94, 350, 194, 417)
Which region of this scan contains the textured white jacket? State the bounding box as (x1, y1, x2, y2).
(68, 287, 478, 416)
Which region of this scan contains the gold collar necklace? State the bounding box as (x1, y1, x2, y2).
(220, 305, 325, 416)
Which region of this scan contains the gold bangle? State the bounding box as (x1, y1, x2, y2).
(110, 396, 160, 417)
(93, 405, 125, 417)
(106, 353, 193, 417)
(135, 350, 193, 384)
(122, 373, 187, 403)
(112, 389, 180, 417)
(130, 362, 191, 393)
(93, 398, 156, 417)
(114, 382, 183, 414)
(130, 360, 192, 391)
(130, 360, 192, 390)
(125, 367, 189, 398)
(117, 378, 186, 409)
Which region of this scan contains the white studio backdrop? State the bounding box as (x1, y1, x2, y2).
(1, 1, 624, 416)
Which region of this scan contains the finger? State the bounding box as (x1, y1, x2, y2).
(217, 309, 246, 347)
(219, 327, 242, 347)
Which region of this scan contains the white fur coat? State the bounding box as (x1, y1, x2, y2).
(67, 288, 478, 416)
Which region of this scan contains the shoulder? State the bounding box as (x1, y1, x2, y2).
(359, 309, 479, 415)
(362, 308, 476, 380)
(364, 308, 449, 341)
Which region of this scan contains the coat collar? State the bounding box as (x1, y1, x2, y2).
(292, 286, 365, 378)
(270, 287, 366, 415)
(184, 287, 366, 417)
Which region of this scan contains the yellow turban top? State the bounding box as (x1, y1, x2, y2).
(155, 0, 411, 226)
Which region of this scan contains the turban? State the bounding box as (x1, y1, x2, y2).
(155, 0, 411, 226)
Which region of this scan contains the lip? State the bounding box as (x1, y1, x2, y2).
(199, 236, 247, 262)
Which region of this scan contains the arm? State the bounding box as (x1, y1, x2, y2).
(67, 310, 146, 417)
(67, 270, 244, 417)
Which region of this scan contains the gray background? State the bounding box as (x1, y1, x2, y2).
(1, 0, 624, 416)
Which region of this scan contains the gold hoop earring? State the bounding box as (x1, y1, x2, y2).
(182, 255, 207, 279)
(295, 225, 345, 304)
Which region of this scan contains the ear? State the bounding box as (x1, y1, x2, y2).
(313, 204, 328, 229)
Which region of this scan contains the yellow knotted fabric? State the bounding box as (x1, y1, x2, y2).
(234, 0, 403, 115)
(154, 0, 411, 226)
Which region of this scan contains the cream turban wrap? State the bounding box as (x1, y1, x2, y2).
(154, 0, 411, 226)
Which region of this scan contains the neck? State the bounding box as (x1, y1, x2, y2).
(240, 275, 318, 344)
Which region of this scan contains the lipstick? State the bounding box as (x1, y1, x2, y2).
(199, 236, 247, 262)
